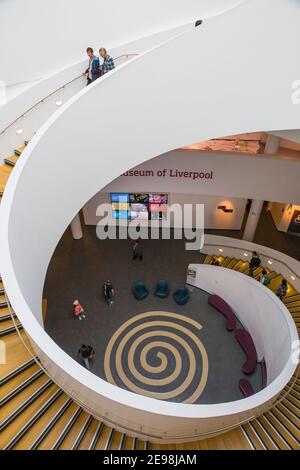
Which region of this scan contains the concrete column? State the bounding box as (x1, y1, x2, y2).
(264, 134, 281, 155)
(243, 199, 264, 242)
(70, 213, 83, 240)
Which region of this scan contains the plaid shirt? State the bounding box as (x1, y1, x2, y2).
(102, 55, 115, 75)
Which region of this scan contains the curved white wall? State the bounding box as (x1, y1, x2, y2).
(201, 235, 300, 291)
(1, 0, 300, 441)
(187, 265, 298, 384)
(0, 0, 245, 85)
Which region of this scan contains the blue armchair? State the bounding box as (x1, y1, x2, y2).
(173, 286, 190, 305)
(155, 279, 169, 298)
(132, 281, 149, 300)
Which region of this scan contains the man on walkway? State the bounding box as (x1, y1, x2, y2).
(248, 251, 261, 277)
(84, 47, 101, 85)
(99, 48, 115, 75)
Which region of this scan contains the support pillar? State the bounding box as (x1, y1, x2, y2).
(70, 213, 83, 240)
(264, 134, 281, 155)
(242, 199, 264, 242)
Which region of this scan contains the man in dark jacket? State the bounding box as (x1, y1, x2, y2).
(248, 251, 261, 277)
(84, 47, 101, 85)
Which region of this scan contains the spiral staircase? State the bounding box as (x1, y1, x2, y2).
(0, 146, 299, 450)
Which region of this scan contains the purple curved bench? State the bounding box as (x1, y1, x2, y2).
(235, 329, 257, 375)
(239, 379, 254, 397)
(208, 295, 237, 331)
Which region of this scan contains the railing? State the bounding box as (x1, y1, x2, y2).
(2, 284, 299, 442)
(0, 54, 139, 137)
(201, 239, 300, 285)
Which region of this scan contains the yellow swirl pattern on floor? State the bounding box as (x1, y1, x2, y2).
(104, 311, 209, 403)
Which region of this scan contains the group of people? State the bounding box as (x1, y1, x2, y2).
(210, 251, 288, 301)
(75, 241, 144, 369)
(84, 47, 115, 85)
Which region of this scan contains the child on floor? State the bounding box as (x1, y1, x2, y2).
(73, 300, 86, 320)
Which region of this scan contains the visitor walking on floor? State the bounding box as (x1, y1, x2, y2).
(276, 279, 288, 301)
(132, 240, 143, 261)
(78, 344, 95, 370)
(248, 251, 261, 277)
(103, 279, 115, 306)
(73, 300, 86, 320)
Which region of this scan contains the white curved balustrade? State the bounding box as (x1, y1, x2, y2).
(0, 0, 300, 441)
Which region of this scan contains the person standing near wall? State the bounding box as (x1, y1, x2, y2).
(78, 344, 95, 370)
(259, 270, 271, 286)
(276, 279, 288, 301)
(132, 240, 143, 261)
(84, 47, 101, 85)
(248, 251, 261, 277)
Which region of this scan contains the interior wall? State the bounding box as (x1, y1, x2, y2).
(270, 203, 300, 232)
(187, 264, 297, 382)
(83, 191, 247, 230)
(0, 0, 244, 85)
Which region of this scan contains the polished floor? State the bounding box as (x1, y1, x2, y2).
(44, 227, 262, 404)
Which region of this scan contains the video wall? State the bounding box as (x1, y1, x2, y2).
(111, 193, 169, 220)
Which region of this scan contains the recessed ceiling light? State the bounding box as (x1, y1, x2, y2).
(218, 248, 224, 253)
(16, 128, 23, 135)
(268, 260, 273, 265)
(243, 253, 248, 257)
(291, 275, 296, 281)
(55, 100, 63, 107)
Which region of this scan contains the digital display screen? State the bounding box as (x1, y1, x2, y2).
(111, 193, 168, 220)
(130, 211, 149, 220)
(149, 194, 168, 204)
(111, 193, 129, 203)
(151, 211, 168, 221)
(111, 202, 130, 211)
(149, 203, 168, 212)
(112, 210, 130, 220)
(129, 194, 149, 203)
(131, 203, 148, 212)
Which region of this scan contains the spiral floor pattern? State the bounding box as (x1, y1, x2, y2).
(104, 311, 209, 403)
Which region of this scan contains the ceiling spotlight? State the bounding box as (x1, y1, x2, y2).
(268, 260, 273, 265)
(16, 128, 23, 135)
(55, 100, 63, 107)
(291, 275, 296, 281)
(243, 253, 248, 257)
(218, 248, 224, 253)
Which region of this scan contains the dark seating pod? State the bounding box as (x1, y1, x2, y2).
(155, 279, 169, 298)
(173, 286, 190, 305)
(235, 329, 258, 375)
(239, 379, 255, 397)
(208, 294, 237, 331)
(132, 281, 149, 300)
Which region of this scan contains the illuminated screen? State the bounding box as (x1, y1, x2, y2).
(131, 203, 148, 212)
(111, 202, 130, 211)
(149, 203, 168, 212)
(130, 211, 149, 220)
(149, 194, 168, 204)
(112, 210, 130, 220)
(151, 211, 168, 221)
(111, 193, 129, 203)
(111, 193, 168, 220)
(129, 194, 149, 203)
